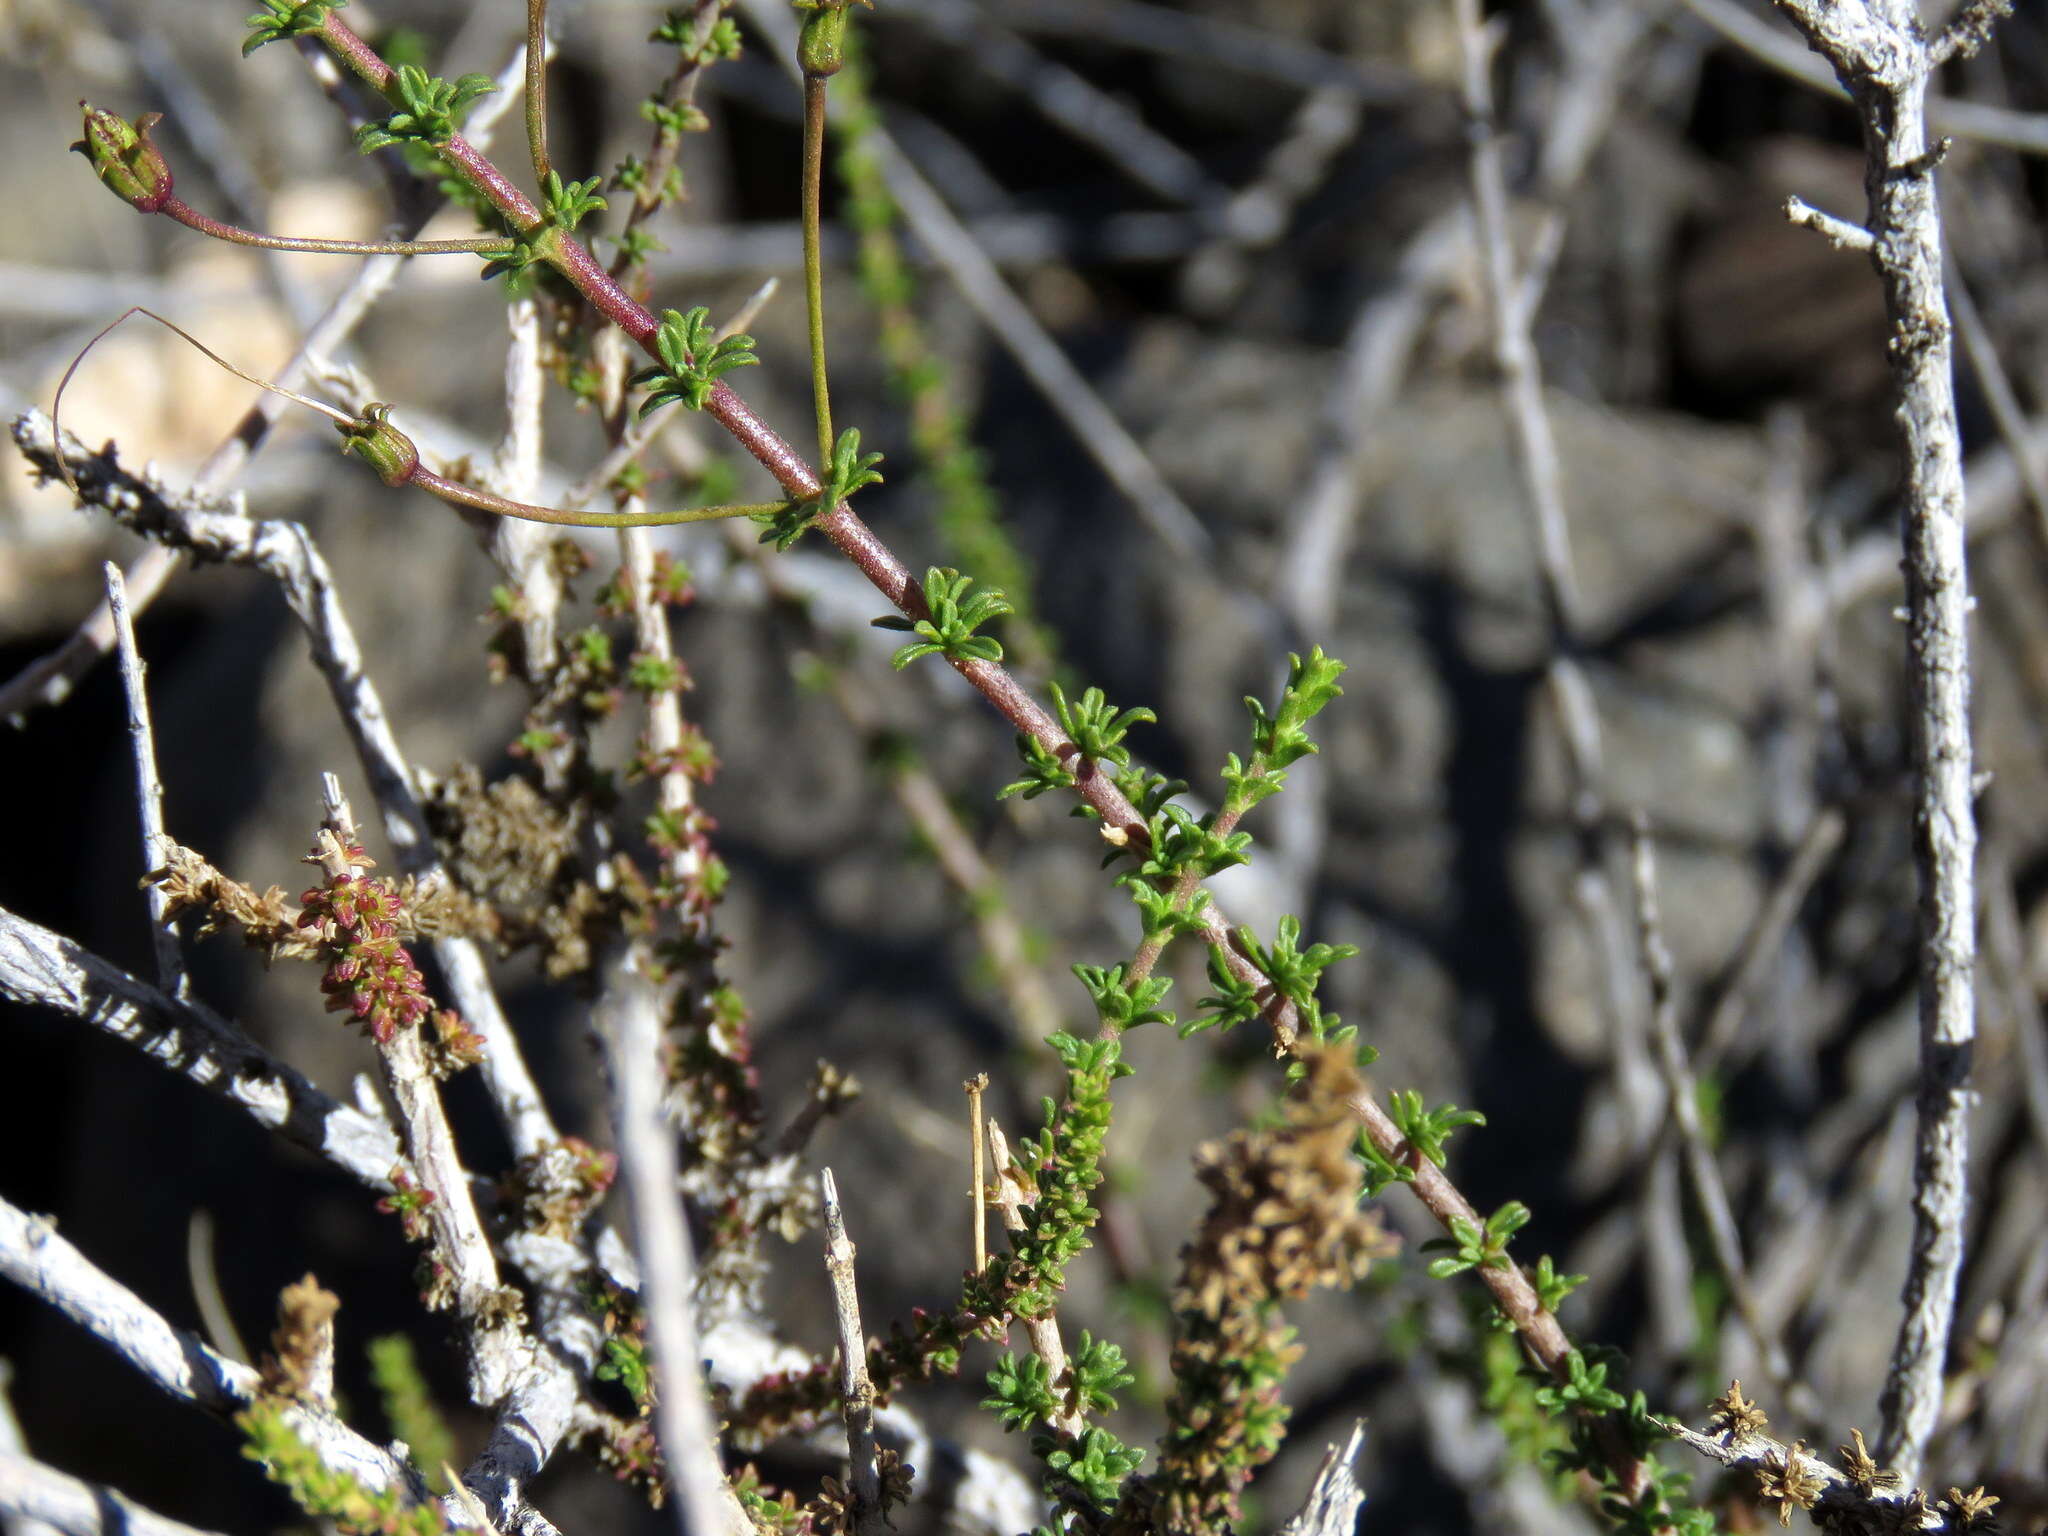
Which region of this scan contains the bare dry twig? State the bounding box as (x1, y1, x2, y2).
(1630, 819, 1796, 1401)
(820, 1170, 885, 1535)
(105, 561, 184, 999)
(1770, 0, 1986, 1481)
(595, 955, 744, 1536)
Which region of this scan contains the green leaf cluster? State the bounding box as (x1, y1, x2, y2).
(1531, 1346, 1627, 1415)
(1186, 916, 1358, 1049)
(997, 1033, 1130, 1319)
(753, 427, 883, 551)
(1040, 1425, 1143, 1511)
(652, 8, 743, 61)
(238, 1401, 447, 1536)
(982, 1336, 1145, 1524)
(1527, 1347, 1723, 1536)
(641, 98, 710, 136)
(540, 171, 607, 231)
(1529, 1253, 1588, 1314)
(355, 65, 495, 153)
(1067, 1332, 1135, 1415)
(244, 0, 346, 55)
(1053, 684, 1154, 769)
(1359, 1093, 1486, 1198)
(998, 734, 1074, 801)
(1072, 962, 1173, 1031)
(1222, 648, 1346, 813)
(1423, 1200, 1530, 1279)
(1389, 1089, 1486, 1169)
(982, 1350, 1055, 1432)
(874, 567, 1011, 669)
(633, 306, 760, 416)
(366, 1335, 454, 1492)
(597, 1335, 655, 1412)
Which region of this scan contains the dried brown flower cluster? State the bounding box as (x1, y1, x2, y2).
(1140, 1049, 1396, 1532)
(1696, 1386, 2005, 1536)
(259, 1273, 340, 1402)
(810, 1448, 913, 1534)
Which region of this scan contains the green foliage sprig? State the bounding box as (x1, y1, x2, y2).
(1052, 684, 1155, 769)
(632, 306, 760, 415)
(477, 171, 607, 281)
(989, 1032, 1130, 1319)
(984, 1338, 1143, 1519)
(874, 566, 1011, 668)
(366, 1336, 455, 1491)
(244, 0, 347, 55)
(1184, 917, 1358, 1054)
(753, 427, 884, 552)
(1073, 962, 1174, 1031)
(238, 1402, 447, 1536)
(999, 735, 1076, 801)
(982, 1351, 1055, 1432)
(540, 171, 607, 231)
(1422, 1200, 1531, 1279)
(355, 65, 496, 154)
(1386, 1088, 1487, 1170)
(1041, 1425, 1145, 1514)
(1534, 1347, 1628, 1415)
(653, 8, 743, 61)
(1223, 647, 1347, 814)
(1529, 1253, 1589, 1315)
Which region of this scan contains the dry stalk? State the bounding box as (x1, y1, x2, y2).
(1769, 0, 1987, 1480)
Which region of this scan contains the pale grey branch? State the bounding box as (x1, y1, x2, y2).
(1767, 0, 1981, 1483)
(0, 1451, 228, 1536)
(0, 904, 399, 1189)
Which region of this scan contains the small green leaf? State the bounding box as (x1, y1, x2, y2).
(752, 427, 882, 551)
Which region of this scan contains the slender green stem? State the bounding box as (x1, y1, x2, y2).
(162, 196, 515, 257)
(416, 467, 785, 528)
(526, 0, 553, 186)
(802, 74, 834, 467)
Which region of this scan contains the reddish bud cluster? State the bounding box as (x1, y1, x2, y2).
(376, 1170, 437, 1243)
(297, 845, 436, 1044)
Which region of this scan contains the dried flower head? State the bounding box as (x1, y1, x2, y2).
(258, 1273, 339, 1402)
(1710, 1380, 1770, 1440)
(1756, 1441, 1825, 1527)
(1837, 1428, 1903, 1498)
(1944, 1486, 2000, 1531)
(1146, 1048, 1397, 1529)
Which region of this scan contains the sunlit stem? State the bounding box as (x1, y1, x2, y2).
(802, 73, 833, 468)
(162, 195, 516, 256)
(417, 468, 788, 529)
(526, 0, 553, 186)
